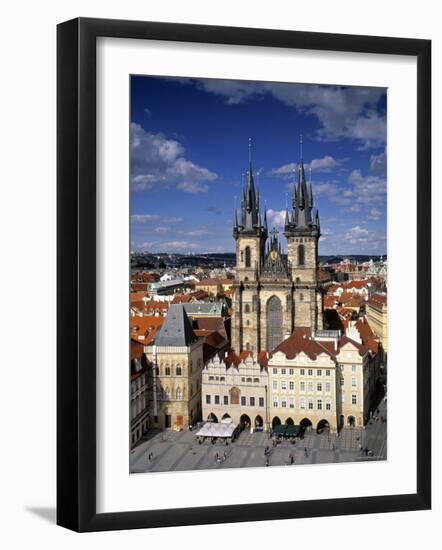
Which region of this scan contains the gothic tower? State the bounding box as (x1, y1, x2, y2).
(284, 140, 323, 330)
(231, 137, 323, 354)
(231, 141, 267, 352)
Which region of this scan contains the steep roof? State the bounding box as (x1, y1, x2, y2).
(272, 328, 335, 360)
(155, 304, 197, 347)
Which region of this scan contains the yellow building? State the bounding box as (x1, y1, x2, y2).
(366, 293, 388, 355)
(267, 327, 378, 433)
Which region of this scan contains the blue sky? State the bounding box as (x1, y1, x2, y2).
(130, 76, 387, 255)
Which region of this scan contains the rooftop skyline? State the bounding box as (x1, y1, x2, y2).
(130, 76, 387, 255)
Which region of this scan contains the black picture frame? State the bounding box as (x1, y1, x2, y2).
(57, 17, 431, 532)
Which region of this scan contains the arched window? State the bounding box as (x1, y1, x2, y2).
(266, 295, 283, 351)
(298, 244, 305, 266)
(176, 366, 182, 376)
(300, 293, 304, 302)
(245, 246, 251, 267)
(176, 387, 182, 400)
(165, 366, 171, 376)
(244, 304, 250, 313)
(240, 250, 244, 262)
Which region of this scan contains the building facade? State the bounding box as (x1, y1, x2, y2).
(267, 327, 378, 433)
(367, 293, 388, 356)
(130, 340, 150, 447)
(201, 351, 269, 429)
(231, 146, 323, 354)
(145, 304, 204, 430)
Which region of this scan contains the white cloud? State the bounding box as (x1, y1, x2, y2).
(153, 226, 171, 234)
(367, 207, 382, 221)
(131, 214, 183, 224)
(130, 123, 217, 192)
(345, 225, 370, 244)
(271, 156, 339, 177)
(186, 229, 211, 237)
(309, 156, 339, 172)
(160, 241, 201, 251)
(270, 162, 297, 176)
(189, 80, 386, 148)
(266, 209, 286, 228)
(369, 151, 386, 176)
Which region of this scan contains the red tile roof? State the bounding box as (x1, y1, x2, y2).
(272, 328, 335, 360)
(130, 316, 165, 345)
(367, 293, 387, 309)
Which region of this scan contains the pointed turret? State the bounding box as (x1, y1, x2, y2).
(233, 139, 267, 240)
(284, 134, 321, 238)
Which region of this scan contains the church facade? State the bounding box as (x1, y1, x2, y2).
(231, 148, 323, 354)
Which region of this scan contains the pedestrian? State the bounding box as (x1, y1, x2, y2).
(332, 443, 336, 451)
(265, 458, 269, 467)
(290, 455, 294, 465)
(304, 447, 308, 458)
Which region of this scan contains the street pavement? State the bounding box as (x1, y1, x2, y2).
(130, 398, 387, 474)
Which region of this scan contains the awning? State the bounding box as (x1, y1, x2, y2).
(273, 423, 287, 436)
(195, 422, 237, 438)
(286, 425, 301, 437)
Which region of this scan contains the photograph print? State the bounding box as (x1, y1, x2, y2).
(129, 75, 388, 474)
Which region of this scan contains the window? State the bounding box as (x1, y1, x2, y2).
(299, 293, 304, 302)
(241, 377, 245, 382)
(340, 375, 344, 387)
(352, 365, 357, 373)
(254, 377, 259, 383)
(176, 387, 182, 400)
(206, 395, 211, 404)
(308, 369, 313, 376)
(326, 399, 331, 410)
(326, 369, 330, 376)
(281, 368, 286, 375)
(209, 376, 214, 381)
(352, 394, 357, 405)
(289, 381, 294, 391)
(289, 397, 294, 409)
(281, 399, 287, 408)
(300, 381, 305, 392)
(281, 380, 287, 391)
(273, 368, 278, 375)
(244, 304, 250, 313)
(298, 244, 305, 266)
(325, 382, 331, 393)
(317, 399, 322, 410)
(300, 397, 306, 410)
(224, 395, 228, 405)
(272, 380, 278, 390)
(273, 397, 278, 408)
(245, 246, 251, 267)
(289, 368, 294, 376)
(259, 397, 264, 407)
(250, 397, 255, 407)
(308, 382, 313, 393)
(241, 396, 247, 406)
(240, 250, 244, 262)
(300, 369, 305, 376)
(215, 395, 220, 405)
(246, 377, 252, 383)
(176, 366, 182, 376)
(317, 382, 322, 392)
(352, 377, 357, 388)
(317, 369, 322, 376)
(220, 376, 225, 382)
(308, 398, 314, 410)
(165, 367, 171, 376)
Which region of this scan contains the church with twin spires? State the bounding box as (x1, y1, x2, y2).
(231, 139, 323, 353)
